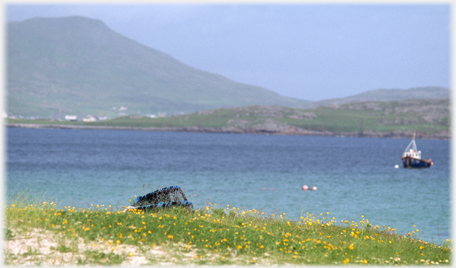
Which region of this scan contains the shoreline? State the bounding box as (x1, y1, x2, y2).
(6, 123, 451, 140)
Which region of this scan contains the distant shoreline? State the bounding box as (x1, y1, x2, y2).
(6, 123, 451, 140)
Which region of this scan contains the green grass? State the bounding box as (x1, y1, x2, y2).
(4, 196, 452, 265)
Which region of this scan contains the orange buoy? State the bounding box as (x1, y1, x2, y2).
(312, 186, 317, 191)
(302, 185, 308, 190)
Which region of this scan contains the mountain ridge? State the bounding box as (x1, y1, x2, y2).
(307, 86, 449, 108)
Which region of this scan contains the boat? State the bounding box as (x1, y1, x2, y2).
(400, 134, 433, 168)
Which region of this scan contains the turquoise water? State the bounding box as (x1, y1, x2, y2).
(6, 127, 450, 244)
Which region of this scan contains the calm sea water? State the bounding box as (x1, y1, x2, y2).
(6, 127, 451, 244)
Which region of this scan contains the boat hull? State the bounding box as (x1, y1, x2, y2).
(401, 157, 432, 168)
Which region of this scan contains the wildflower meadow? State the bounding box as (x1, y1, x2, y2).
(4, 195, 452, 265)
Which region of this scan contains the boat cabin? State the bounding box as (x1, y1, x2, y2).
(402, 137, 421, 160)
(402, 148, 421, 159)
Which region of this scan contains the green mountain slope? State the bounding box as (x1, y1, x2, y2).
(7, 16, 308, 118)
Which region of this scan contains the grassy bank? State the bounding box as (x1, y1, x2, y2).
(4, 196, 452, 265)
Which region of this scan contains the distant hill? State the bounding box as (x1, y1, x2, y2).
(305, 86, 450, 108)
(7, 16, 308, 118)
(7, 98, 450, 139)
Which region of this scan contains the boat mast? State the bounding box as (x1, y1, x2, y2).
(404, 132, 417, 152)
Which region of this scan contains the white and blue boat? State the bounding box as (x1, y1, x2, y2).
(401, 134, 433, 168)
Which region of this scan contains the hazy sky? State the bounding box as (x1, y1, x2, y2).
(6, 4, 450, 101)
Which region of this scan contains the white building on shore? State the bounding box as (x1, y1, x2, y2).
(65, 115, 77, 121)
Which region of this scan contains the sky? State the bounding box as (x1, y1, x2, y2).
(5, 3, 451, 101)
